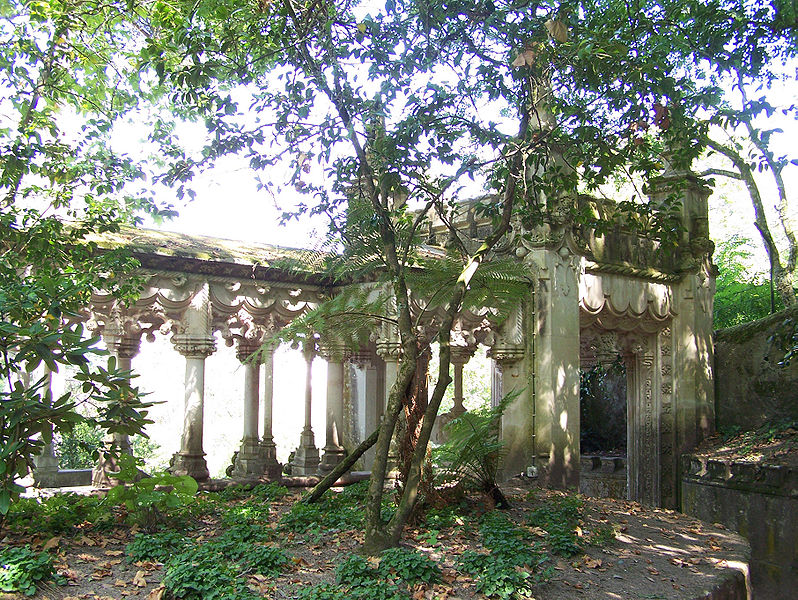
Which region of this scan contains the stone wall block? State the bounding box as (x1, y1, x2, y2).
(707, 460, 731, 481)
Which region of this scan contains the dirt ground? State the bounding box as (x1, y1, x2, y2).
(690, 421, 798, 468)
(1, 482, 750, 600)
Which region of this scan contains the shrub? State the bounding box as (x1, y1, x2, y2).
(527, 495, 584, 556)
(162, 546, 258, 600)
(219, 501, 270, 527)
(0, 546, 58, 596)
(236, 545, 289, 576)
(126, 531, 188, 563)
(5, 493, 113, 535)
(279, 495, 363, 532)
(106, 454, 198, 532)
(457, 549, 548, 600)
(378, 547, 440, 585)
(208, 523, 275, 560)
(433, 393, 516, 508)
(216, 482, 288, 502)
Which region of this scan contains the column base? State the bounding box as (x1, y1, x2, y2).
(259, 440, 283, 479)
(33, 465, 60, 488)
(319, 445, 347, 474)
(290, 429, 320, 476)
(33, 447, 60, 487)
(233, 438, 267, 477)
(170, 451, 210, 481)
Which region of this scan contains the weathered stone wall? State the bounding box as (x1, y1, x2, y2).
(579, 455, 627, 499)
(681, 455, 797, 599)
(714, 306, 798, 430)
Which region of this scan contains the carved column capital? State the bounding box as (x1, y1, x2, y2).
(236, 340, 263, 363)
(450, 345, 477, 366)
(376, 340, 402, 361)
(348, 349, 375, 369)
(317, 340, 351, 362)
(173, 335, 216, 359)
(488, 344, 525, 366)
(104, 334, 142, 360)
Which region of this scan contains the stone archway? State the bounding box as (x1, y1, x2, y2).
(580, 322, 676, 508)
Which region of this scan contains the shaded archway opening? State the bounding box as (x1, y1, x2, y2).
(580, 357, 627, 456)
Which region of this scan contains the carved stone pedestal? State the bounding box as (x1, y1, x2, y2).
(319, 445, 346, 474)
(170, 451, 210, 481)
(233, 437, 266, 477)
(260, 438, 283, 479)
(290, 428, 320, 476)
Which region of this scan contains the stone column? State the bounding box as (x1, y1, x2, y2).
(171, 335, 215, 481)
(290, 344, 320, 475)
(93, 335, 140, 487)
(232, 342, 266, 477)
(450, 346, 475, 417)
(319, 343, 348, 474)
(350, 350, 380, 470)
(432, 345, 474, 444)
(259, 347, 282, 478)
(33, 368, 59, 487)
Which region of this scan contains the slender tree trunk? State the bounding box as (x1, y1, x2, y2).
(397, 348, 430, 485)
(743, 119, 798, 275)
(302, 428, 379, 504)
(707, 139, 797, 306)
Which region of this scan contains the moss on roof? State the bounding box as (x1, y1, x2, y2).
(91, 227, 322, 272)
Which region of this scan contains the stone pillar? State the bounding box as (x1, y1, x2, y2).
(350, 350, 380, 470)
(171, 335, 215, 481)
(491, 348, 528, 478)
(432, 345, 475, 444)
(649, 171, 715, 508)
(319, 343, 348, 474)
(290, 344, 320, 475)
(33, 368, 59, 487)
(529, 246, 581, 489)
(233, 342, 266, 477)
(93, 335, 140, 487)
(259, 347, 282, 478)
(450, 346, 475, 416)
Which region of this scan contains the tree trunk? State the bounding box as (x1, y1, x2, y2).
(743, 119, 798, 276)
(302, 428, 380, 504)
(397, 348, 430, 485)
(707, 139, 797, 306)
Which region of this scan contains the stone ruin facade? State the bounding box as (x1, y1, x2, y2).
(33, 170, 715, 510)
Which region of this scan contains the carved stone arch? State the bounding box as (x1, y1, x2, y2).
(579, 313, 669, 507)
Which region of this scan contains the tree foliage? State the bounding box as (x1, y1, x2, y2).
(0, 0, 170, 515)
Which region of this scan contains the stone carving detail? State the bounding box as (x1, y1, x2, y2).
(659, 327, 675, 506)
(487, 301, 525, 364)
(172, 335, 216, 359)
(579, 272, 676, 333)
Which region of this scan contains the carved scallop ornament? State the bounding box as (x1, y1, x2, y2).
(579, 272, 676, 333)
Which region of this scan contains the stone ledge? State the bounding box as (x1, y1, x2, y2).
(682, 455, 797, 497)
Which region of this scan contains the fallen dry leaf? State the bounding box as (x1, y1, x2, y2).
(147, 586, 166, 600)
(43, 536, 61, 551)
(133, 570, 147, 587)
